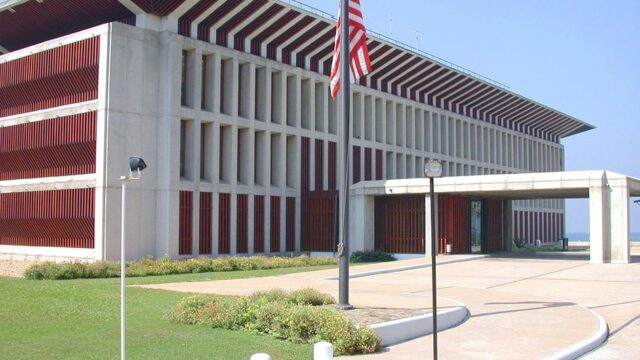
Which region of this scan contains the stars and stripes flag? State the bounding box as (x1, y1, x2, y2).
(329, 0, 372, 99)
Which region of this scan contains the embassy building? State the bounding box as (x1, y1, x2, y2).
(0, 0, 596, 262)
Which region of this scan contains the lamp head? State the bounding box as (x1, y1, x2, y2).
(424, 160, 442, 178)
(128, 157, 147, 179)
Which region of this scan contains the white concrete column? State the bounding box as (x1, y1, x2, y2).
(350, 194, 375, 252)
(589, 174, 609, 264)
(609, 176, 631, 263)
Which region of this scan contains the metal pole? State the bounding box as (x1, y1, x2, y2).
(337, 0, 352, 310)
(120, 179, 127, 360)
(430, 176, 438, 359)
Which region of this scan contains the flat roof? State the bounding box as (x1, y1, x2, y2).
(352, 170, 640, 199)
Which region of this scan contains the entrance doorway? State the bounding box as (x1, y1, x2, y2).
(470, 199, 486, 253)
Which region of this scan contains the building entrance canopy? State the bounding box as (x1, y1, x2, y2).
(351, 170, 640, 264)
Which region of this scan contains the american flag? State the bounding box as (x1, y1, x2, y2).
(329, 0, 372, 99)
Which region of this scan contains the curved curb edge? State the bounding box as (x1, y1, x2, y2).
(546, 306, 609, 360)
(369, 302, 469, 346)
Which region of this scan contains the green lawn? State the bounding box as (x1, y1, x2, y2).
(0, 266, 336, 360)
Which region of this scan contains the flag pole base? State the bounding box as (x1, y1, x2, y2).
(335, 303, 354, 310)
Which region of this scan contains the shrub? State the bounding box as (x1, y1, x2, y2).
(349, 249, 396, 263)
(24, 255, 337, 280)
(169, 289, 380, 355)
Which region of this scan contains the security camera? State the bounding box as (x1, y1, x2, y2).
(129, 157, 147, 172)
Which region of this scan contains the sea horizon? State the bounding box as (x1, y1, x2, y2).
(566, 232, 640, 242)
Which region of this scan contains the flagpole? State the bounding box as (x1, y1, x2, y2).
(337, 0, 352, 310)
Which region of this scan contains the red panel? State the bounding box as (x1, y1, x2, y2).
(218, 193, 230, 254)
(301, 136, 310, 194)
(315, 139, 324, 190)
(364, 147, 372, 181)
(0, 112, 96, 180)
(302, 191, 337, 252)
(375, 195, 424, 254)
(0, 37, 99, 117)
(179, 191, 193, 255)
(486, 199, 504, 252)
(237, 194, 248, 253)
(0, 1, 132, 52)
(197, 1, 244, 43)
(439, 196, 471, 254)
(352, 145, 361, 184)
(270, 196, 280, 253)
(199, 192, 212, 254)
(286, 197, 296, 252)
(0, 188, 94, 248)
(254, 195, 265, 253)
(375, 149, 383, 180)
(328, 141, 337, 190)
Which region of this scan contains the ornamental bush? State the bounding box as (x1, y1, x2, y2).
(24, 255, 337, 280)
(169, 289, 380, 355)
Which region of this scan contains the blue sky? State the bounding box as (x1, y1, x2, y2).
(299, 0, 640, 233)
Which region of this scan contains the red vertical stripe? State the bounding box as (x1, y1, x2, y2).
(328, 141, 337, 190)
(199, 192, 212, 254)
(315, 139, 324, 190)
(375, 149, 383, 180)
(254, 195, 265, 253)
(352, 145, 361, 184)
(286, 197, 296, 252)
(237, 194, 248, 253)
(301, 137, 310, 194)
(364, 147, 372, 181)
(218, 193, 231, 254)
(270, 196, 280, 253)
(179, 191, 193, 255)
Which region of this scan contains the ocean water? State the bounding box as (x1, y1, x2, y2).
(566, 232, 640, 242)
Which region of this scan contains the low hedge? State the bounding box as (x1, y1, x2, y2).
(24, 255, 337, 280)
(169, 289, 380, 355)
(349, 249, 396, 263)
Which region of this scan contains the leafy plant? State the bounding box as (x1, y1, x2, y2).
(169, 289, 380, 355)
(513, 238, 526, 249)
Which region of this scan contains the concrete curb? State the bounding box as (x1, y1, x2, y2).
(546, 306, 609, 360)
(369, 300, 469, 346)
(321, 255, 488, 281)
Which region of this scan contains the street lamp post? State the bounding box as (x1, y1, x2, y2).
(424, 160, 442, 360)
(120, 157, 147, 360)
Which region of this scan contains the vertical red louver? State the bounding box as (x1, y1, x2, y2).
(375, 149, 383, 180)
(237, 194, 248, 253)
(218, 193, 230, 254)
(0, 188, 94, 248)
(315, 139, 323, 190)
(352, 145, 361, 184)
(199, 192, 212, 254)
(486, 199, 504, 252)
(286, 197, 295, 252)
(301, 137, 310, 194)
(0, 37, 100, 117)
(178, 191, 193, 255)
(328, 141, 337, 190)
(254, 195, 265, 253)
(364, 147, 372, 181)
(270, 196, 280, 253)
(0, 112, 97, 180)
(302, 191, 337, 252)
(374, 195, 425, 254)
